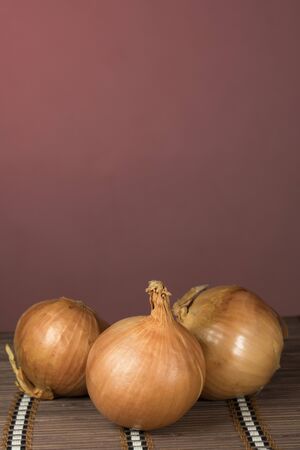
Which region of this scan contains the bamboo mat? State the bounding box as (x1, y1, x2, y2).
(1, 317, 299, 450)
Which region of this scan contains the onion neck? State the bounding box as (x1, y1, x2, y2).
(5, 344, 54, 400)
(173, 285, 209, 322)
(146, 280, 174, 323)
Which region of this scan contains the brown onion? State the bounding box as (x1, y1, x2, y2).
(173, 285, 287, 400)
(86, 281, 206, 430)
(6, 297, 108, 399)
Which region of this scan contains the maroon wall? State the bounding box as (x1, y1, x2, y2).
(1, 1, 300, 331)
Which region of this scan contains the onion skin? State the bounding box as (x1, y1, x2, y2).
(173, 285, 287, 400)
(8, 297, 108, 399)
(86, 281, 206, 430)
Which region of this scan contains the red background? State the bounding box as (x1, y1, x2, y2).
(1, 1, 299, 330)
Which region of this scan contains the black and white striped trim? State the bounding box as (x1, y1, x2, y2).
(229, 396, 275, 450)
(122, 428, 151, 450)
(3, 393, 37, 450)
(3, 392, 279, 450)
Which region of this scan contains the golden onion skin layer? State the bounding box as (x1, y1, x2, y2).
(173, 285, 286, 400)
(14, 297, 107, 398)
(86, 282, 206, 430)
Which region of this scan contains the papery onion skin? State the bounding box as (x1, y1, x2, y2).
(86, 281, 206, 430)
(10, 297, 108, 399)
(173, 285, 287, 400)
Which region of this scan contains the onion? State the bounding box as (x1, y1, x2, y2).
(86, 281, 206, 430)
(6, 297, 108, 399)
(173, 285, 287, 400)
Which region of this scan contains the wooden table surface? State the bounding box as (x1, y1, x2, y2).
(1, 317, 299, 450)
